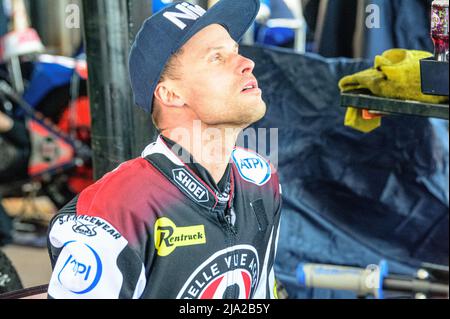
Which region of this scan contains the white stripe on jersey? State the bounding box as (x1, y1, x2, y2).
(253, 227, 274, 299)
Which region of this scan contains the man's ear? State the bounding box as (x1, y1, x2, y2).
(154, 82, 185, 108)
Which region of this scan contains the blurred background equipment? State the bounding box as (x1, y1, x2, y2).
(0, 248, 23, 294)
(297, 261, 449, 299)
(0, 0, 44, 93)
(28, 0, 82, 57)
(430, 0, 449, 62)
(0, 61, 92, 247)
(0, 0, 93, 250)
(420, 0, 449, 99)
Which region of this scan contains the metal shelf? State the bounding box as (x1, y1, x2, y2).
(341, 90, 449, 120)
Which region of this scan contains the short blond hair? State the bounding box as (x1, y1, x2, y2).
(151, 48, 184, 129)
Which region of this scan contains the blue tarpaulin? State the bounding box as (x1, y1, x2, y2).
(240, 45, 449, 298)
(22, 62, 74, 108)
(360, 0, 434, 60)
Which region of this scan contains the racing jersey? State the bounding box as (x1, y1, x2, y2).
(47, 135, 282, 299)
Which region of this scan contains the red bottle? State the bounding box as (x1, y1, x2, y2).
(431, 0, 449, 61)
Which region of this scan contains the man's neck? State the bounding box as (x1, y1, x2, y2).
(161, 121, 241, 184)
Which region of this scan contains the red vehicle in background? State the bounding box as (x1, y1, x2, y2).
(0, 54, 93, 247)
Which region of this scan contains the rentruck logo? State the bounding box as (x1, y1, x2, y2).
(154, 217, 206, 257)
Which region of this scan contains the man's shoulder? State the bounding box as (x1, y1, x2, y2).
(56, 157, 175, 238)
(102, 157, 153, 180)
(77, 157, 170, 213)
(87, 157, 167, 190)
(231, 147, 279, 189)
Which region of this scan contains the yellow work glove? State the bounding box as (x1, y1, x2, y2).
(339, 49, 449, 133)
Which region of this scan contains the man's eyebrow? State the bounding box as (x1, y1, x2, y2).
(203, 42, 239, 55)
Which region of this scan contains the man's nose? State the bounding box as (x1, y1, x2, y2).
(236, 55, 255, 75)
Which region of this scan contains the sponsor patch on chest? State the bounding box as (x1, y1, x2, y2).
(172, 168, 209, 203)
(154, 217, 206, 257)
(177, 245, 260, 299)
(231, 148, 271, 186)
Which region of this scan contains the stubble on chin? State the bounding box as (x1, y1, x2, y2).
(198, 98, 267, 128)
(245, 100, 267, 124)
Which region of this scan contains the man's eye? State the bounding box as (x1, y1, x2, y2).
(210, 53, 223, 62)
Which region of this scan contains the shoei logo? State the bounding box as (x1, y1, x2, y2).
(163, 2, 206, 30)
(177, 245, 260, 299)
(154, 217, 206, 257)
(173, 168, 209, 203)
(57, 241, 102, 294)
(231, 149, 271, 186)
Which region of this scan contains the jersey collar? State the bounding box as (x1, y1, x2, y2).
(142, 135, 234, 211)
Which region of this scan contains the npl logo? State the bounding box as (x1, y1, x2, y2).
(57, 241, 102, 295)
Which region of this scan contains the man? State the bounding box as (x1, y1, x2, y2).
(47, 0, 282, 299)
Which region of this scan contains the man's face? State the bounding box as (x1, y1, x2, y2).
(168, 24, 266, 127)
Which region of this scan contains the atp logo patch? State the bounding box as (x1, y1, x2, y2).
(154, 217, 206, 256)
(231, 148, 271, 186)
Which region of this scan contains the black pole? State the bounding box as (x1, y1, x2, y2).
(126, 0, 158, 157)
(82, 0, 154, 180)
(383, 277, 449, 297)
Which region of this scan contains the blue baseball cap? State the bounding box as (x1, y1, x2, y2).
(129, 0, 260, 113)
